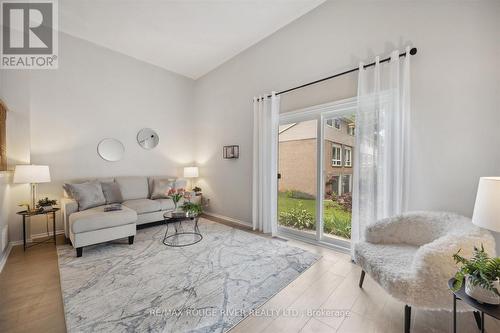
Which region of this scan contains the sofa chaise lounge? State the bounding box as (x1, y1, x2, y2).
(61, 176, 186, 257)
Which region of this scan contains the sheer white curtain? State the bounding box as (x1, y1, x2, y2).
(252, 92, 280, 234)
(351, 47, 411, 251)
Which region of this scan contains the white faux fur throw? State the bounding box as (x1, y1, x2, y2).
(354, 211, 496, 311)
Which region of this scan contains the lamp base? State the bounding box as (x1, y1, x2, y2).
(31, 183, 38, 212)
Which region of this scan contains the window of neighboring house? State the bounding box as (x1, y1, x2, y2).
(348, 125, 355, 136)
(326, 118, 341, 130)
(331, 175, 340, 195)
(0, 101, 6, 171)
(344, 147, 352, 167)
(332, 144, 342, 166)
(334, 119, 341, 130)
(341, 174, 352, 194)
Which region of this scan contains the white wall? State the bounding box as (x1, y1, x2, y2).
(0, 70, 32, 248)
(2, 33, 196, 241)
(194, 0, 500, 245)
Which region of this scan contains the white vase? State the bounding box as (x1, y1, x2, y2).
(465, 275, 500, 304)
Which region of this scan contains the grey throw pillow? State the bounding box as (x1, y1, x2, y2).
(64, 182, 106, 211)
(101, 182, 123, 204)
(151, 179, 174, 199)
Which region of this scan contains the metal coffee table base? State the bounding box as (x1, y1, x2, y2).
(163, 218, 202, 247)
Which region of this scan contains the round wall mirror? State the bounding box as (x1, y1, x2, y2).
(137, 128, 159, 150)
(97, 138, 125, 162)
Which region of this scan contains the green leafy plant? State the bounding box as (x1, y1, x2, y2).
(279, 202, 315, 230)
(323, 212, 351, 239)
(37, 197, 57, 207)
(452, 244, 500, 296)
(182, 202, 203, 216)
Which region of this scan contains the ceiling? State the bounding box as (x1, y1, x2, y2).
(59, 0, 325, 79)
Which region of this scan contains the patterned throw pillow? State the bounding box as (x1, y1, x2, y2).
(100, 182, 123, 204)
(63, 181, 106, 211)
(150, 179, 174, 199)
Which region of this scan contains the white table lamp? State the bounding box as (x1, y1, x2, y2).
(183, 166, 199, 190)
(472, 177, 500, 232)
(13, 165, 51, 211)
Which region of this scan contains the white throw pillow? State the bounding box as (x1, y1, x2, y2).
(151, 179, 174, 199)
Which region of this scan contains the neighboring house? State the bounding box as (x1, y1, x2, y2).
(278, 117, 355, 197)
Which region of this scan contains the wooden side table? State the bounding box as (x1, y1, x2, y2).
(17, 208, 59, 251)
(448, 278, 500, 333)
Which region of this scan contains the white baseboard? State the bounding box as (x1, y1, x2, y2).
(9, 229, 65, 246)
(203, 212, 252, 228)
(0, 229, 64, 273)
(0, 243, 12, 273)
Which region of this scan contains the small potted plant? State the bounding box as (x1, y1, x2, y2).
(37, 197, 57, 212)
(452, 245, 500, 304)
(182, 202, 203, 217)
(193, 186, 202, 196)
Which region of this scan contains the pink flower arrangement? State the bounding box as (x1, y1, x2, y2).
(168, 188, 185, 208)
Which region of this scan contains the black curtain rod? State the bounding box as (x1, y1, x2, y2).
(258, 47, 417, 101)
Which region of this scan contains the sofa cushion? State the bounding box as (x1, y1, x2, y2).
(155, 198, 176, 211)
(122, 199, 161, 214)
(101, 182, 123, 204)
(174, 179, 187, 189)
(148, 176, 175, 196)
(150, 179, 174, 199)
(70, 205, 137, 234)
(63, 181, 106, 211)
(116, 176, 149, 201)
(354, 242, 418, 299)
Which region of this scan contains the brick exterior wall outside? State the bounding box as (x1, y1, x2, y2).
(279, 118, 355, 197)
(278, 139, 317, 195)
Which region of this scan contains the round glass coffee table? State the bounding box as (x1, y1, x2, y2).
(163, 211, 202, 247)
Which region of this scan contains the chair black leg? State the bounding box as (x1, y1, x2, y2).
(359, 270, 366, 288)
(128, 236, 134, 245)
(405, 305, 411, 333)
(76, 247, 83, 257)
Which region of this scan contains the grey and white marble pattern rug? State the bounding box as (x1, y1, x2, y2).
(56, 218, 319, 333)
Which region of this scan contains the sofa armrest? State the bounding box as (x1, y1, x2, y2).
(61, 198, 78, 238)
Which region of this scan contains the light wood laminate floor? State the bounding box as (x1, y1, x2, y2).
(1, 221, 498, 333)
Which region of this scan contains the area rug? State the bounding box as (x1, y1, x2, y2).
(56, 218, 319, 333)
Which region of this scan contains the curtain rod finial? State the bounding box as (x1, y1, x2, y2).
(410, 47, 417, 55)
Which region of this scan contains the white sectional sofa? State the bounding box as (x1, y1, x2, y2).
(61, 176, 186, 257)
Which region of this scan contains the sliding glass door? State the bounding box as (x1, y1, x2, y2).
(278, 119, 317, 239)
(321, 114, 355, 248)
(277, 99, 356, 251)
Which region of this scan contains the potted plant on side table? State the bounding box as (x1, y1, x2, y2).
(37, 197, 58, 212)
(452, 244, 500, 304)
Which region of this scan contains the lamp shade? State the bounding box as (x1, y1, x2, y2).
(183, 166, 199, 178)
(13, 165, 51, 184)
(472, 177, 500, 232)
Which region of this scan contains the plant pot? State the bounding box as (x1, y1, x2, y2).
(465, 275, 500, 304)
(40, 205, 53, 212)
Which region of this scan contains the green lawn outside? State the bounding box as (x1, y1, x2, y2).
(278, 192, 352, 239)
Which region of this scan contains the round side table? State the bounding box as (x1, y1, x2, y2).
(17, 208, 60, 251)
(448, 278, 500, 333)
(162, 211, 202, 247)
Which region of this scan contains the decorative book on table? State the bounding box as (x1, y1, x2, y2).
(104, 204, 122, 212)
